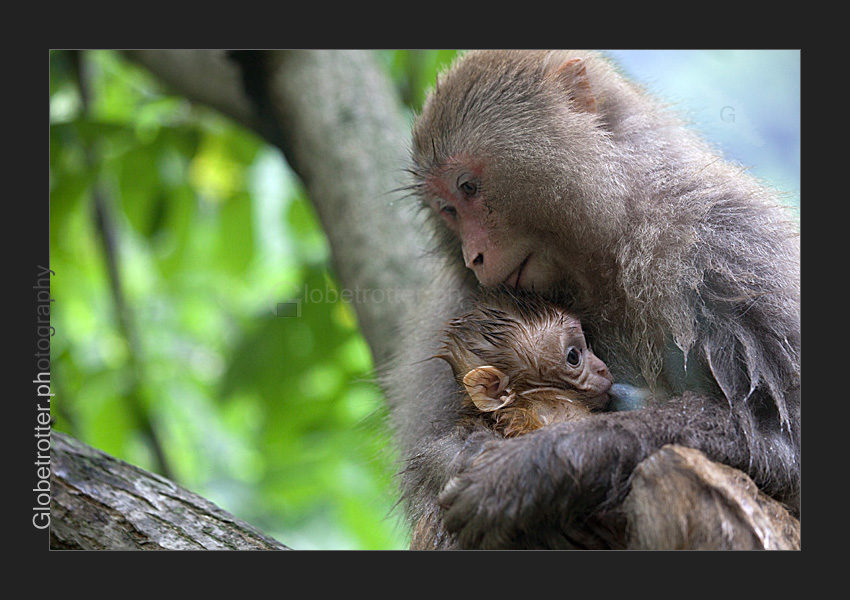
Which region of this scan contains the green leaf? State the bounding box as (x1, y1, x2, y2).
(214, 192, 255, 276)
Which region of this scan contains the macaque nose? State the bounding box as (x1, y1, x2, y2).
(463, 246, 485, 271)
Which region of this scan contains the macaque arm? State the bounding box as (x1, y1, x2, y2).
(437, 392, 799, 549)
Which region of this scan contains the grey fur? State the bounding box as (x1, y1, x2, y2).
(386, 50, 800, 549)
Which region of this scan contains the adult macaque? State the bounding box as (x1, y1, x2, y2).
(438, 288, 613, 437)
(387, 50, 800, 549)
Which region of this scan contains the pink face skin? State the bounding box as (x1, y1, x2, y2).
(426, 157, 542, 290)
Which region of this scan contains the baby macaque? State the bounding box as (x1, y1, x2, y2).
(437, 288, 613, 438)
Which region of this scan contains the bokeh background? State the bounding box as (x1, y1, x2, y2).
(48, 49, 800, 550)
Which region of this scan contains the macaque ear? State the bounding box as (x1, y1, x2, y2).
(462, 366, 513, 412)
(547, 56, 597, 114)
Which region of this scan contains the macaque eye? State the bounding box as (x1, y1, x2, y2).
(435, 198, 458, 219)
(566, 347, 582, 367)
(457, 175, 480, 198)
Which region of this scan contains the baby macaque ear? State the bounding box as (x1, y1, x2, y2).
(546, 55, 597, 114)
(462, 366, 513, 412)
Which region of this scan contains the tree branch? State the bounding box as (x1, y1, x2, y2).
(624, 445, 800, 550)
(72, 50, 174, 481)
(50, 431, 289, 550)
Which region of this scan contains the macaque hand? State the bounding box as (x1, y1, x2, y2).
(437, 418, 642, 549)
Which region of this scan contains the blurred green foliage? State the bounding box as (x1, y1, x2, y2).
(48, 49, 460, 550)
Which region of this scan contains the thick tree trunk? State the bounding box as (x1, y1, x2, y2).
(50, 431, 289, 550)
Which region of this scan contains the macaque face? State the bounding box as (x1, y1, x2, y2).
(420, 156, 563, 291)
(531, 317, 613, 407)
(413, 115, 579, 293)
(412, 52, 615, 294)
(423, 158, 526, 288)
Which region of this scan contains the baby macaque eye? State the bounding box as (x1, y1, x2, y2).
(457, 175, 479, 198)
(566, 347, 582, 367)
